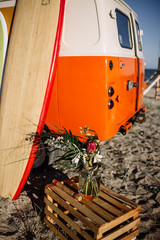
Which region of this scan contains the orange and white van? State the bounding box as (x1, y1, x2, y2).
(46, 0, 146, 141)
(0, 0, 15, 94)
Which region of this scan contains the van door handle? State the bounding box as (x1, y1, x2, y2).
(120, 61, 125, 69)
(127, 81, 138, 90)
(133, 82, 138, 87)
(127, 80, 133, 90)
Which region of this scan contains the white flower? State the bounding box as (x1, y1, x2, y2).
(83, 153, 87, 164)
(72, 153, 80, 165)
(57, 136, 64, 141)
(93, 153, 102, 163)
(82, 148, 86, 152)
(54, 144, 61, 149)
(47, 140, 55, 147)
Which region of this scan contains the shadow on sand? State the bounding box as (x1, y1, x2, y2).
(22, 158, 68, 215)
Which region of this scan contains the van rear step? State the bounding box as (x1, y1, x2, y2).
(120, 106, 147, 135)
(120, 122, 133, 135)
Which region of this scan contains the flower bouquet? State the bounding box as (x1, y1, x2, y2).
(45, 125, 102, 199)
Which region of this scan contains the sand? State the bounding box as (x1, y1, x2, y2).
(0, 87, 160, 240)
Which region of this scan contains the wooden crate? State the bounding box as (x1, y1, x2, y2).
(44, 177, 141, 240)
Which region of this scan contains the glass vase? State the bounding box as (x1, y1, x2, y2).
(78, 170, 100, 200)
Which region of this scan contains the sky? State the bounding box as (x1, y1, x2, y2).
(124, 0, 160, 69)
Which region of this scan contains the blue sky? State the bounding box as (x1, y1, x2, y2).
(125, 0, 160, 69)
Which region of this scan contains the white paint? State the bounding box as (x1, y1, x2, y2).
(59, 0, 143, 58)
(131, 13, 143, 59)
(143, 75, 160, 96)
(62, 0, 100, 47)
(0, 11, 8, 71)
(116, 0, 137, 17)
(0, 0, 16, 8)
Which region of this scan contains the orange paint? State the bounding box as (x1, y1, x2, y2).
(46, 56, 145, 141)
(137, 58, 145, 109)
(0, 7, 15, 34)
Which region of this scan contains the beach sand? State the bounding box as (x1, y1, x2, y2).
(0, 87, 160, 239)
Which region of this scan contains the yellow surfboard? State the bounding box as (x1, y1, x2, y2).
(0, 0, 15, 93)
(0, 0, 65, 199)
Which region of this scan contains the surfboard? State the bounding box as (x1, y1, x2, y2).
(0, 0, 65, 199)
(0, 0, 15, 95)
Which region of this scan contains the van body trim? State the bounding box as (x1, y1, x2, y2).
(130, 12, 139, 111)
(0, 0, 16, 8)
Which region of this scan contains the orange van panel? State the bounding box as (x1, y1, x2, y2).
(46, 56, 144, 141)
(0, 7, 15, 34)
(114, 57, 137, 125)
(137, 58, 145, 109)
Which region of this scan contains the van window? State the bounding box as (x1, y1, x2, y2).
(135, 21, 142, 51)
(116, 10, 132, 49)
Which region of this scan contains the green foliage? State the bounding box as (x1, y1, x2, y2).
(45, 125, 102, 173)
(144, 184, 160, 194)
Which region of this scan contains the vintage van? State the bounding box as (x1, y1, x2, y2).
(46, 0, 146, 141)
(0, 0, 15, 94)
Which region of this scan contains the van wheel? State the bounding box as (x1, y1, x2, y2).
(32, 141, 46, 169)
(136, 112, 146, 123)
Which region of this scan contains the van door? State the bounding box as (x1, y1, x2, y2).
(114, 5, 138, 126)
(131, 13, 144, 111)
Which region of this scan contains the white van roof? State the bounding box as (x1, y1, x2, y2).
(116, 0, 138, 18)
(60, 0, 140, 57)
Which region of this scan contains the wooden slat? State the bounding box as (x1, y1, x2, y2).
(64, 178, 79, 190)
(68, 176, 79, 183)
(100, 184, 137, 208)
(99, 207, 141, 235)
(64, 180, 129, 215)
(52, 179, 82, 201)
(45, 208, 80, 240)
(118, 229, 139, 240)
(45, 189, 98, 233)
(82, 199, 115, 222)
(93, 198, 124, 217)
(48, 185, 106, 225)
(44, 217, 68, 240)
(145, 70, 157, 84)
(100, 191, 130, 212)
(144, 75, 160, 95)
(46, 193, 56, 220)
(102, 218, 140, 240)
(64, 179, 130, 213)
(44, 198, 93, 240)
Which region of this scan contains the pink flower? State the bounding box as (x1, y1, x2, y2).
(87, 141, 97, 153)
